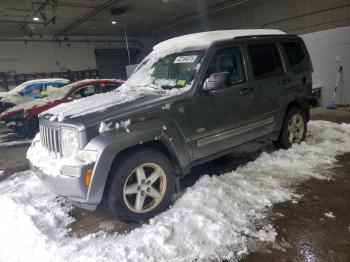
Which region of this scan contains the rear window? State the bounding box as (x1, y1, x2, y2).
(247, 43, 283, 79)
(282, 41, 310, 72)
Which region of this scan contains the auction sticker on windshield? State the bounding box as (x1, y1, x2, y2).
(174, 55, 197, 63)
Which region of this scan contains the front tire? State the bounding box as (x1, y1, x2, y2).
(274, 107, 307, 149)
(107, 148, 176, 223)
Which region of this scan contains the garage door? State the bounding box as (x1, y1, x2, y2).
(95, 49, 137, 80)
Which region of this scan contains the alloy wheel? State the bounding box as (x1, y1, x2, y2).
(287, 113, 305, 144)
(123, 163, 167, 213)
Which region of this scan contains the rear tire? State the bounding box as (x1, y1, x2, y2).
(273, 107, 307, 149)
(107, 148, 176, 223)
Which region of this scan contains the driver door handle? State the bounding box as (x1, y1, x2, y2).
(239, 87, 253, 96)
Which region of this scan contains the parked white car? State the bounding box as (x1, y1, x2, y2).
(0, 78, 70, 113)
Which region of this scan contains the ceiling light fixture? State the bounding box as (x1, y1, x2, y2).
(111, 20, 117, 25)
(33, 16, 40, 21)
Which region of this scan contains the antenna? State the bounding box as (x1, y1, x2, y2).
(110, 7, 130, 65)
(123, 25, 131, 65)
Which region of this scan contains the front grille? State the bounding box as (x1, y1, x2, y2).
(39, 124, 61, 156)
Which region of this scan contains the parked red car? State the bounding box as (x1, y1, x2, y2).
(0, 79, 124, 138)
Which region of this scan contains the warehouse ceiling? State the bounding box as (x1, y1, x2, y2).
(0, 0, 250, 37)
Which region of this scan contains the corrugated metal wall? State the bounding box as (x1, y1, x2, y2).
(155, 0, 350, 40)
(151, 0, 350, 106)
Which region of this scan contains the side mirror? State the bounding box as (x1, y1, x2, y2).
(203, 72, 230, 92)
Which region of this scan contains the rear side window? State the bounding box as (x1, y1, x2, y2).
(247, 43, 283, 79)
(71, 84, 96, 99)
(282, 41, 310, 72)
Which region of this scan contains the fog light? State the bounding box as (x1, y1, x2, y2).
(85, 168, 93, 187)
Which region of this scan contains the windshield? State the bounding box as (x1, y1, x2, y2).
(125, 50, 204, 93)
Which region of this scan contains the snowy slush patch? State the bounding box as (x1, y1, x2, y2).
(324, 212, 336, 219)
(1, 121, 350, 261)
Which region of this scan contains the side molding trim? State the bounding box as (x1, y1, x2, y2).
(197, 117, 275, 147)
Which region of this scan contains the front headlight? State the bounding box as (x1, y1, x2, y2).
(61, 128, 79, 158)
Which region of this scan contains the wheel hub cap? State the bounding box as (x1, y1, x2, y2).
(123, 163, 167, 213)
(287, 113, 304, 144)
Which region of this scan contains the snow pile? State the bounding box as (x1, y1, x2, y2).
(2, 121, 350, 261)
(27, 134, 83, 177)
(0, 171, 74, 261)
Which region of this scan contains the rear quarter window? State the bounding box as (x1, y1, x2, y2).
(282, 41, 310, 72)
(247, 43, 284, 79)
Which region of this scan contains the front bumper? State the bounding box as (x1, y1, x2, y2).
(30, 162, 98, 211)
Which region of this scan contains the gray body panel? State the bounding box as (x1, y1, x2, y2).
(30, 34, 313, 211)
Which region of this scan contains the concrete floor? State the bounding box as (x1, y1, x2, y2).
(0, 107, 349, 261)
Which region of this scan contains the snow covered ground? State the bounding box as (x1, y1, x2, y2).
(0, 139, 32, 147)
(0, 120, 349, 262)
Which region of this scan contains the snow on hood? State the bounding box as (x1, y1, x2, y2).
(43, 82, 191, 122)
(3, 121, 349, 261)
(43, 67, 190, 122)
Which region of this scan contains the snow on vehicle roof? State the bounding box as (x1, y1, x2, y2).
(153, 29, 286, 53)
(20, 78, 69, 84)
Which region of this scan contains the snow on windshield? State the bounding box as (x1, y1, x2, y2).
(44, 51, 204, 122)
(2, 121, 350, 261)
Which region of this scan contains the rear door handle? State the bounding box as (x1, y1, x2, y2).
(239, 87, 253, 96)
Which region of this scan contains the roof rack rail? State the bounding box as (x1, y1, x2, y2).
(235, 34, 298, 39)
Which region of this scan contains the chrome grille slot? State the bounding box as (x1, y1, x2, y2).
(39, 123, 61, 156)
